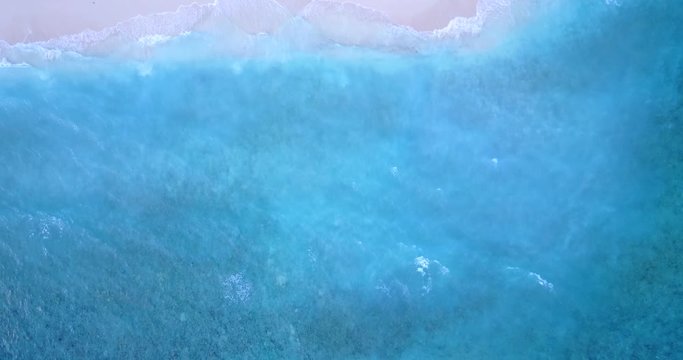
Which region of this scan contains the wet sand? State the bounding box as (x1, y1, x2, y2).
(0, 0, 478, 44)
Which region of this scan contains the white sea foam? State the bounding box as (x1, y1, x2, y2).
(415, 256, 430, 276)
(506, 266, 555, 291)
(433, 0, 514, 39)
(0, 0, 527, 65)
(414, 256, 450, 295)
(433, 260, 450, 275)
(0, 57, 29, 68)
(137, 34, 173, 47)
(528, 272, 554, 290)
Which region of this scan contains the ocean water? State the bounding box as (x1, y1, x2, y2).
(1, 1, 682, 358)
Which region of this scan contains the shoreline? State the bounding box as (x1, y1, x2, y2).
(0, 0, 479, 45)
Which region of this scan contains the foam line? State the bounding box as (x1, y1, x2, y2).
(0, 0, 522, 63)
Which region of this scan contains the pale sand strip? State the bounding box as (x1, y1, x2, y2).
(0, 0, 478, 44)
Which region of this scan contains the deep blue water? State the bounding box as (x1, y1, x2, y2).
(1, 1, 682, 358)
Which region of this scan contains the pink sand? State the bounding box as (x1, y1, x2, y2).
(0, 0, 479, 44)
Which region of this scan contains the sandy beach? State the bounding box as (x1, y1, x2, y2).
(0, 0, 478, 44)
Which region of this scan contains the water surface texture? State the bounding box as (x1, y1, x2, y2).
(1, 1, 682, 358)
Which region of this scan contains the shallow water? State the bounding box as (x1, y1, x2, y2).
(1, 1, 682, 358)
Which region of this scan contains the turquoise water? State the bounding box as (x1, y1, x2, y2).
(1, 1, 682, 358)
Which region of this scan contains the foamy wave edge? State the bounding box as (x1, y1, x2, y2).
(0, 0, 519, 65)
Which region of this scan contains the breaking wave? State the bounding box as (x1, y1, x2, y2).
(0, 0, 532, 65)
